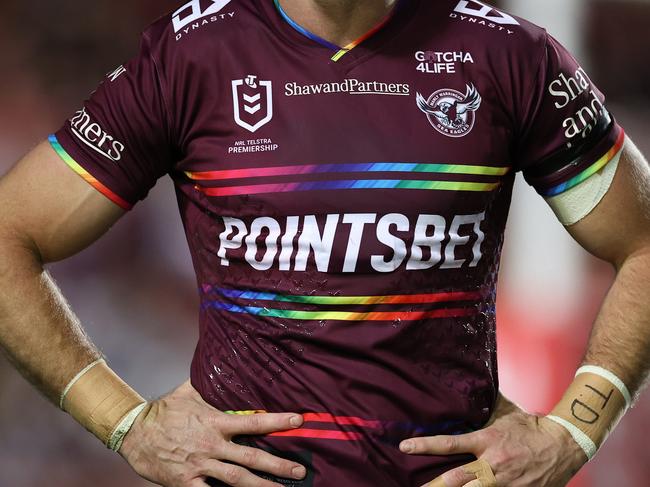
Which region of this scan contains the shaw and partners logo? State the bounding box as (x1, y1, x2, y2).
(285, 79, 410, 97)
(172, 0, 235, 41)
(547, 67, 608, 141)
(232, 75, 274, 133)
(416, 84, 482, 138)
(69, 108, 125, 162)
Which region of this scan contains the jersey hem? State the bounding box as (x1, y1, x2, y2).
(48, 135, 133, 211)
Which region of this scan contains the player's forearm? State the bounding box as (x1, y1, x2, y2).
(0, 236, 100, 404)
(583, 247, 650, 396)
(544, 245, 650, 462)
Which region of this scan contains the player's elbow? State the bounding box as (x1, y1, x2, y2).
(0, 224, 45, 281)
(604, 233, 650, 273)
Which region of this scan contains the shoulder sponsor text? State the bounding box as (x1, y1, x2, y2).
(69, 108, 125, 162)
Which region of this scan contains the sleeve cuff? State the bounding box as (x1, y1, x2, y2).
(540, 128, 625, 197)
(49, 134, 134, 211)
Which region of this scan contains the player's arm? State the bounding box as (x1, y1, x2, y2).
(565, 136, 650, 394)
(0, 141, 123, 400)
(0, 143, 306, 487)
(400, 140, 650, 487)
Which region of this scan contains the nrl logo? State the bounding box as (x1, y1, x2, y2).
(231, 75, 273, 133)
(416, 84, 482, 138)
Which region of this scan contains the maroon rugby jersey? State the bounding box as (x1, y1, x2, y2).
(51, 0, 624, 485)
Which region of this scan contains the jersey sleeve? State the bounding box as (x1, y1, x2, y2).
(514, 33, 624, 197)
(50, 32, 173, 210)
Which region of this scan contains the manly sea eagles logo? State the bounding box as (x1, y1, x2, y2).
(416, 84, 482, 138)
(231, 75, 273, 133)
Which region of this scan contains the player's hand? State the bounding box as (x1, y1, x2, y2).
(399, 394, 587, 487)
(118, 380, 306, 487)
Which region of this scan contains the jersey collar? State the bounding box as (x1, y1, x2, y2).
(263, 0, 414, 64)
(273, 0, 404, 62)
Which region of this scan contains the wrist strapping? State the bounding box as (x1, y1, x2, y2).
(60, 358, 147, 451)
(547, 365, 631, 461)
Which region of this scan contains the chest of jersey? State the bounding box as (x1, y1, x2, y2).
(173, 26, 514, 277)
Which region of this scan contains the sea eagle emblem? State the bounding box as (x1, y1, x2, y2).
(416, 84, 482, 137)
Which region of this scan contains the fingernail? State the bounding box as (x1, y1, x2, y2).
(292, 466, 306, 479)
(289, 415, 303, 427)
(400, 440, 413, 453)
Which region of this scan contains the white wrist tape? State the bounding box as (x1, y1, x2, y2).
(547, 365, 630, 461)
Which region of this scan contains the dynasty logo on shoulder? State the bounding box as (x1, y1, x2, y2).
(172, 0, 236, 41)
(449, 0, 519, 35)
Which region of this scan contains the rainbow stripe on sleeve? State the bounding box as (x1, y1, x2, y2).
(49, 135, 132, 210)
(543, 130, 626, 197)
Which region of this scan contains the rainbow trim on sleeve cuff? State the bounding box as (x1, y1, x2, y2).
(543, 130, 625, 197)
(49, 135, 133, 210)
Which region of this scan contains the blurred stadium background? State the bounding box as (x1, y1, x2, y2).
(0, 0, 648, 485)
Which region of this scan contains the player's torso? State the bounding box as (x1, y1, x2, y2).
(169, 0, 517, 280)
(162, 1, 520, 484)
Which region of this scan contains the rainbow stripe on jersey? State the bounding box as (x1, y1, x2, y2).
(186, 162, 510, 180)
(187, 161, 510, 197)
(201, 285, 483, 322)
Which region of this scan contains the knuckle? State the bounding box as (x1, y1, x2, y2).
(272, 459, 291, 476)
(242, 447, 259, 465)
(486, 449, 511, 472)
(186, 451, 207, 468)
(494, 448, 514, 465)
(246, 414, 263, 431)
(212, 412, 230, 429)
(412, 438, 429, 452)
(481, 427, 499, 442)
(443, 436, 457, 451)
(224, 465, 243, 484)
(448, 468, 466, 483)
(177, 471, 196, 485)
